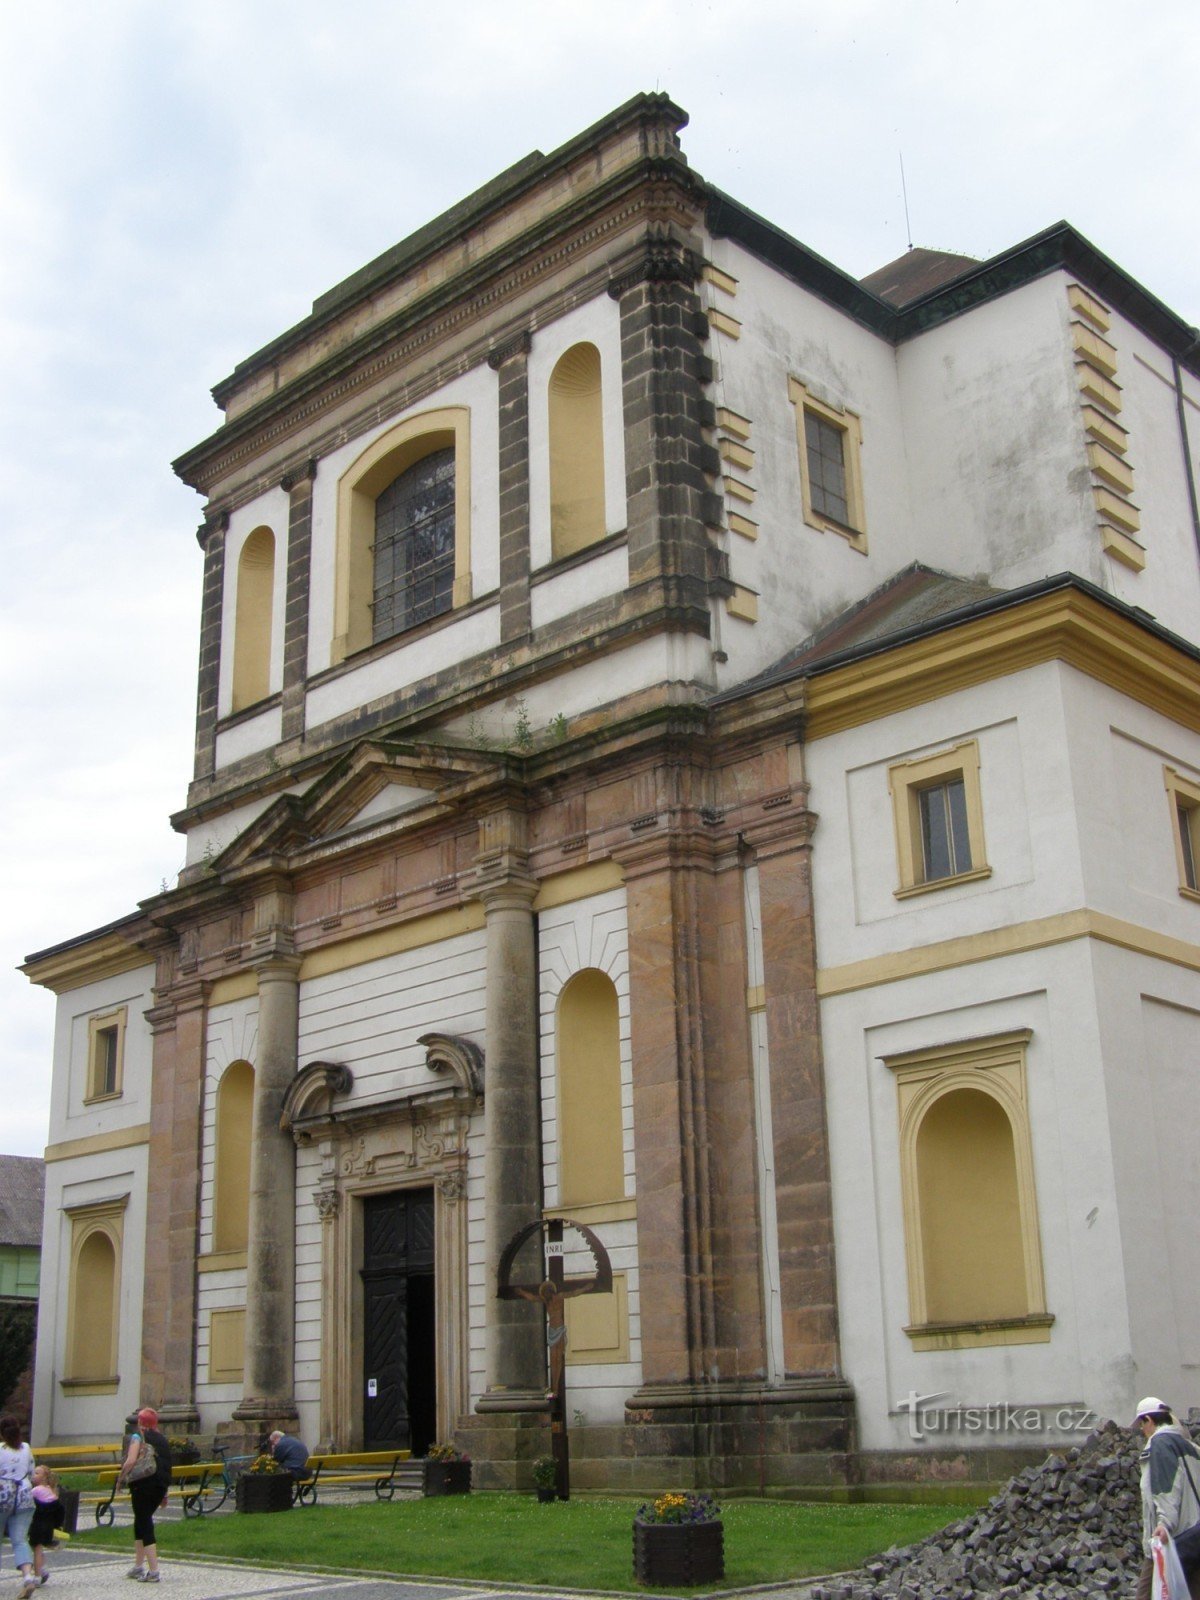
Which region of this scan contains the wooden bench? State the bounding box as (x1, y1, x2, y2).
(34, 1443, 123, 1470)
(90, 1460, 235, 1524)
(295, 1449, 412, 1504)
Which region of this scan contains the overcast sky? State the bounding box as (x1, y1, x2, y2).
(2, 0, 1197, 1159)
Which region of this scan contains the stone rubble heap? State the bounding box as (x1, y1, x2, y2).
(808, 1415, 1178, 1599)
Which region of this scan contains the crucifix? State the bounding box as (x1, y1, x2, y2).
(497, 1217, 612, 1500)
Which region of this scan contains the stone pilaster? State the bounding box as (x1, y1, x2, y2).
(234, 882, 301, 1432)
(280, 461, 316, 745)
(611, 244, 715, 605)
(489, 335, 532, 644)
(740, 806, 841, 1378)
(474, 808, 546, 1410)
(140, 967, 207, 1433)
(615, 823, 716, 1395)
(193, 515, 227, 782)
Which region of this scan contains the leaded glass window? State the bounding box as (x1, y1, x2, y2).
(804, 411, 850, 526)
(372, 447, 455, 643)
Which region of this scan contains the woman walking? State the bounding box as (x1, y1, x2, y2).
(118, 1408, 172, 1583)
(0, 1415, 37, 1599)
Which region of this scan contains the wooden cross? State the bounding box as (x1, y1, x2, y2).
(496, 1217, 612, 1500)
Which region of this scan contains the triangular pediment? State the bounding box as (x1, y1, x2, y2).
(213, 739, 503, 873)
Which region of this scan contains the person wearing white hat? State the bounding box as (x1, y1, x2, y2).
(1134, 1397, 1200, 1600)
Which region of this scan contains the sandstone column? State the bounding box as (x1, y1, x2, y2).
(475, 809, 545, 1409)
(234, 884, 301, 1434)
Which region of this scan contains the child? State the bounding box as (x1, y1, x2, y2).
(29, 1466, 67, 1586)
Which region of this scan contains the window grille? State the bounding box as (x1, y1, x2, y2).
(372, 447, 455, 643)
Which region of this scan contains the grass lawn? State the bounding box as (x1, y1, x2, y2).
(74, 1493, 972, 1591)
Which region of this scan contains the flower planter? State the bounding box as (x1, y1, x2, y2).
(423, 1459, 472, 1496)
(536, 1486, 557, 1504)
(235, 1473, 294, 1513)
(633, 1519, 724, 1586)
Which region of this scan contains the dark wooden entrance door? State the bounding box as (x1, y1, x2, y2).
(361, 1189, 436, 1452)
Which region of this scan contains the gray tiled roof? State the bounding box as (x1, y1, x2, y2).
(0, 1155, 45, 1249)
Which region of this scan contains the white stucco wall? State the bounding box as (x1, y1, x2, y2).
(810, 662, 1200, 1451)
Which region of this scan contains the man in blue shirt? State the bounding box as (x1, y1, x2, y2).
(268, 1430, 310, 1480)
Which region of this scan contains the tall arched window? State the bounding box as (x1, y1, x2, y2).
(885, 1030, 1051, 1349)
(549, 343, 606, 561)
(66, 1215, 121, 1383)
(556, 969, 623, 1206)
(213, 1060, 255, 1254)
(333, 409, 470, 662)
(373, 447, 455, 642)
(231, 527, 276, 712)
(915, 1088, 1025, 1322)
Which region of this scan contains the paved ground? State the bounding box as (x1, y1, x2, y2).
(20, 1546, 825, 1600)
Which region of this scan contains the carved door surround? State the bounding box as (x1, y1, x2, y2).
(281, 1035, 482, 1449)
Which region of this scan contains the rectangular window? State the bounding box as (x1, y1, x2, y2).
(889, 742, 989, 896)
(86, 1008, 126, 1102)
(1164, 766, 1200, 898)
(918, 777, 971, 882)
(788, 376, 867, 551)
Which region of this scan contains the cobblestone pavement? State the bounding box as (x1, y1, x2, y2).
(16, 1546, 826, 1600)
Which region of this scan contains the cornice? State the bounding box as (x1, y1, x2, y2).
(176, 174, 703, 498)
(21, 918, 157, 994)
(802, 585, 1200, 739)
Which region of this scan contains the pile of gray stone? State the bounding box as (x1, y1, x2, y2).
(809, 1416, 1164, 1599)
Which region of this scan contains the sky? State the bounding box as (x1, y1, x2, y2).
(2, 0, 1198, 1158)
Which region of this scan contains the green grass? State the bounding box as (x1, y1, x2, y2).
(73, 1493, 971, 1591)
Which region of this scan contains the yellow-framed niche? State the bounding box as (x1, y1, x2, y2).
(231, 525, 276, 712)
(85, 1007, 127, 1104)
(787, 376, 867, 552)
(211, 1059, 254, 1257)
(883, 1029, 1052, 1351)
(888, 739, 990, 896)
(1164, 765, 1200, 900)
(332, 407, 472, 663)
(208, 1307, 246, 1385)
(548, 342, 606, 561)
(61, 1195, 127, 1392)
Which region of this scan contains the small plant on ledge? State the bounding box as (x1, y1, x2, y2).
(635, 1491, 720, 1524)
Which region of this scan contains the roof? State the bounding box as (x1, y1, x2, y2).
(0, 1156, 45, 1249)
(860, 247, 981, 307)
(735, 564, 1004, 694)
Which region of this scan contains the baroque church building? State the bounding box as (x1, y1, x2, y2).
(23, 94, 1200, 1492)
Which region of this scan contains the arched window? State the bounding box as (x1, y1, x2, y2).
(64, 1205, 123, 1386)
(885, 1030, 1051, 1349)
(213, 1060, 255, 1254)
(373, 447, 455, 643)
(915, 1088, 1025, 1322)
(556, 969, 623, 1206)
(231, 527, 275, 712)
(549, 343, 606, 560)
(333, 408, 471, 663)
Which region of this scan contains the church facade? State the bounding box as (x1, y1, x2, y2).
(23, 94, 1200, 1492)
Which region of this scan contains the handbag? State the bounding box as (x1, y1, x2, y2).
(0, 1474, 33, 1517)
(124, 1438, 158, 1485)
(1170, 1451, 1200, 1576)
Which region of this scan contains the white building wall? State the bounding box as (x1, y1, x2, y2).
(812, 662, 1200, 1451)
(294, 1138, 324, 1445)
(703, 237, 910, 688)
(535, 886, 640, 1424)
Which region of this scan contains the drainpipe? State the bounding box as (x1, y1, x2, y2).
(1173, 344, 1200, 567)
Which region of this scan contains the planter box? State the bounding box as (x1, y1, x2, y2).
(57, 1487, 80, 1535)
(235, 1474, 294, 1513)
(633, 1520, 724, 1586)
(423, 1459, 472, 1496)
